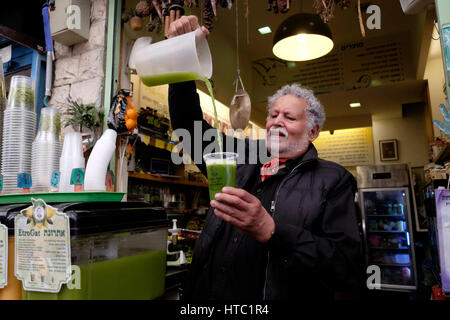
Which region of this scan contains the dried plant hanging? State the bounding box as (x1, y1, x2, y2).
(203, 0, 215, 32)
(244, 0, 249, 45)
(313, 0, 335, 23)
(313, 0, 364, 37)
(357, 0, 365, 37)
(267, 0, 291, 14)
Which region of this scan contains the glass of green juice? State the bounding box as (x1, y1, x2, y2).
(204, 152, 238, 200)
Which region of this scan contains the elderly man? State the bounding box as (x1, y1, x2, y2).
(168, 16, 364, 300)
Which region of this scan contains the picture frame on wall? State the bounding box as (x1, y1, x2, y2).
(379, 139, 398, 161)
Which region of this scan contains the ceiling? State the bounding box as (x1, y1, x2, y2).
(123, 0, 437, 129)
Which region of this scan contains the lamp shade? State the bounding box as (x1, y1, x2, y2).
(273, 13, 334, 61)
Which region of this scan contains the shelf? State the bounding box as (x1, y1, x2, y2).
(372, 263, 411, 267)
(432, 142, 450, 165)
(129, 172, 208, 188)
(166, 209, 195, 214)
(367, 215, 405, 219)
(369, 247, 410, 251)
(368, 230, 407, 233)
(137, 132, 180, 153)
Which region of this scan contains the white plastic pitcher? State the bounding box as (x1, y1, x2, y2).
(134, 28, 212, 87)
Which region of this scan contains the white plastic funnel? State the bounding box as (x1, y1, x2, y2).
(134, 28, 212, 86)
(84, 129, 117, 191)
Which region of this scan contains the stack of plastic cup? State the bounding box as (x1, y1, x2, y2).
(31, 107, 61, 193)
(1, 76, 36, 194)
(0, 59, 6, 170)
(59, 131, 85, 192)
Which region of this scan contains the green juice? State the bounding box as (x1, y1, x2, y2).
(140, 72, 201, 87)
(22, 250, 166, 300)
(206, 160, 236, 200)
(141, 72, 231, 199)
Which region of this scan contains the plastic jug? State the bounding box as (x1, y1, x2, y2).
(134, 28, 212, 87)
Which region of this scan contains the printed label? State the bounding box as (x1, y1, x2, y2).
(0, 174, 3, 191)
(15, 199, 71, 293)
(0, 223, 7, 288)
(50, 171, 60, 189)
(17, 173, 32, 189)
(70, 168, 85, 186)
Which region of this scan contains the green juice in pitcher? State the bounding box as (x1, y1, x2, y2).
(140, 72, 201, 87)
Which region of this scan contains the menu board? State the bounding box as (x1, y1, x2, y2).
(252, 32, 411, 101)
(0, 223, 6, 289)
(313, 127, 374, 166)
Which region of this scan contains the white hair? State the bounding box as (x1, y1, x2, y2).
(267, 83, 325, 131)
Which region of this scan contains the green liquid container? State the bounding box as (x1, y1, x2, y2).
(7, 202, 169, 300)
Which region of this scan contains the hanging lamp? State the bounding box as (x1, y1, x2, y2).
(272, 13, 334, 61)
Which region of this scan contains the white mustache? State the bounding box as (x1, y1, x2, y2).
(269, 127, 288, 138)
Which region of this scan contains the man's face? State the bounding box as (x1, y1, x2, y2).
(266, 94, 317, 159)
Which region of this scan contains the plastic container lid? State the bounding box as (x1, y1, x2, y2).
(4, 201, 169, 237)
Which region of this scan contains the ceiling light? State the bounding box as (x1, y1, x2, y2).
(350, 103, 361, 108)
(273, 13, 334, 61)
(258, 26, 272, 35)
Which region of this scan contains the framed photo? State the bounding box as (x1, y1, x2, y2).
(379, 139, 398, 161)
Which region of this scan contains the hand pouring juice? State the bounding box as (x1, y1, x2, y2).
(134, 28, 238, 197)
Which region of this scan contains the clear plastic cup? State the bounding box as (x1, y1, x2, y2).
(61, 131, 83, 159)
(7, 76, 34, 111)
(59, 132, 85, 192)
(134, 28, 212, 87)
(38, 107, 61, 134)
(203, 152, 238, 200)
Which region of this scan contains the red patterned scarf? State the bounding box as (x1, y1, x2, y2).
(260, 158, 288, 182)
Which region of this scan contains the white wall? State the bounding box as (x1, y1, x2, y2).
(424, 31, 447, 139)
(372, 103, 429, 167)
(49, 0, 107, 136)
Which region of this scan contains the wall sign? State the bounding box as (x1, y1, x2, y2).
(15, 199, 71, 293)
(252, 32, 412, 101)
(313, 127, 374, 166)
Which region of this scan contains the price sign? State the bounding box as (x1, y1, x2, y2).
(50, 171, 60, 188)
(70, 168, 85, 186)
(17, 173, 32, 189)
(0, 174, 3, 192)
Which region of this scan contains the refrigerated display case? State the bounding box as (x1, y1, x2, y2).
(357, 164, 418, 291)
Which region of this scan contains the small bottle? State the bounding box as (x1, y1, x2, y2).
(393, 204, 399, 215)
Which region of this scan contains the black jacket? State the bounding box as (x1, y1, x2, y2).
(168, 81, 364, 300)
